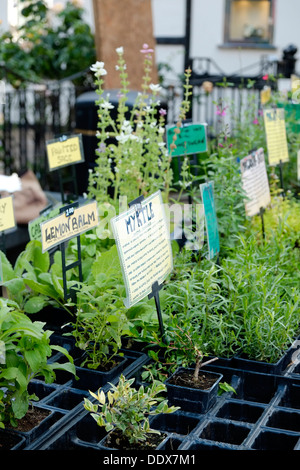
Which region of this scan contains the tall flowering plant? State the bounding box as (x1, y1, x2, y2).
(87, 45, 192, 210)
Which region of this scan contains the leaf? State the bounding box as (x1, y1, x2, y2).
(92, 245, 121, 280)
(24, 296, 47, 314)
(24, 278, 59, 300)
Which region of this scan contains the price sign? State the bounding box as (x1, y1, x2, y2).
(111, 191, 173, 308)
(46, 134, 84, 171)
(166, 122, 207, 157)
(40, 200, 99, 252)
(240, 148, 271, 217)
(200, 181, 220, 260)
(0, 196, 15, 232)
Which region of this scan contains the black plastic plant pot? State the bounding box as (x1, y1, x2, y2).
(165, 367, 223, 413)
(232, 350, 293, 375)
(7, 404, 65, 446)
(98, 429, 171, 450)
(0, 430, 26, 450)
(72, 355, 128, 391)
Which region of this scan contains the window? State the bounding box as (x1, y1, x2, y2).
(223, 0, 275, 48)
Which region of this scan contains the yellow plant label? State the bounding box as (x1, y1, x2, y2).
(111, 191, 173, 308)
(0, 195, 15, 232)
(260, 86, 271, 105)
(263, 108, 289, 165)
(40, 200, 99, 252)
(46, 134, 84, 171)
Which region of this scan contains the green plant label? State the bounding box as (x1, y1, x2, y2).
(166, 123, 207, 157)
(240, 148, 271, 217)
(111, 191, 173, 308)
(200, 181, 220, 259)
(40, 200, 99, 252)
(46, 134, 84, 171)
(28, 205, 62, 241)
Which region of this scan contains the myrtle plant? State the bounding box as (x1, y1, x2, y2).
(83, 374, 179, 447)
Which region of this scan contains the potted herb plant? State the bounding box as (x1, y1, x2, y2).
(83, 374, 179, 450)
(0, 298, 76, 438)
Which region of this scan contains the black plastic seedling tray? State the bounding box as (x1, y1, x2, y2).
(24, 361, 300, 451)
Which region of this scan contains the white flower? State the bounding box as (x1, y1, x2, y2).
(121, 120, 133, 134)
(100, 101, 114, 110)
(116, 46, 124, 55)
(116, 132, 130, 144)
(149, 83, 162, 93)
(90, 61, 107, 77)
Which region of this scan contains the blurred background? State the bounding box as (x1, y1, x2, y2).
(0, 0, 299, 191)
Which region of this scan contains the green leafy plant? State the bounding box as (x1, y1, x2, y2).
(0, 0, 96, 85)
(1, 240, 74, 316)
(83, 374, 179, 448)
(70, 245, 131, 370)
(0, 298, 76, 428)
(87, 47, 192, 209)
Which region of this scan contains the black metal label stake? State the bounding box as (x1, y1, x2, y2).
(128, 195, 166, 341)
(279, 159, 285, 198)
(59, 202, 83, 302)
(260, 206, 266, 241)
(148, 281, 165, 341)
(58, 164, 79, 205)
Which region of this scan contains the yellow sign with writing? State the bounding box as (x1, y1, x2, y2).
(0, 196, 15, 232)
(46, 134, 84, 171)
(260, 86, 271, 105)
(40, 200, 99, 252)
(263, 108, 289, 165)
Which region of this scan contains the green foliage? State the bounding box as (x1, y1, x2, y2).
(0, 0, 96, 85)
(1, 240, 73, 315)
(87, 49, 192, 209)
(70, 245, 131, 370)
(83, 374, 179, 445)
(0, 298, 76, 428)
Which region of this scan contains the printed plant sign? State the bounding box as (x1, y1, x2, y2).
(200, 181, 220, 260)
(40, 200, 99, 252)
(263, 108, 289, 165)
(240, 148, 271, 217)
(111, 190, 173, 308)
(0, 195, 15, 232)
(166, 123, 207, 157)
(46, 134, 84, 171)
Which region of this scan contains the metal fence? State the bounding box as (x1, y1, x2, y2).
(0, 59, 278, 191)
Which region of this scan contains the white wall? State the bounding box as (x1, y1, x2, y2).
(152, 0, 300, 81)
(2, 0, 299, 81)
